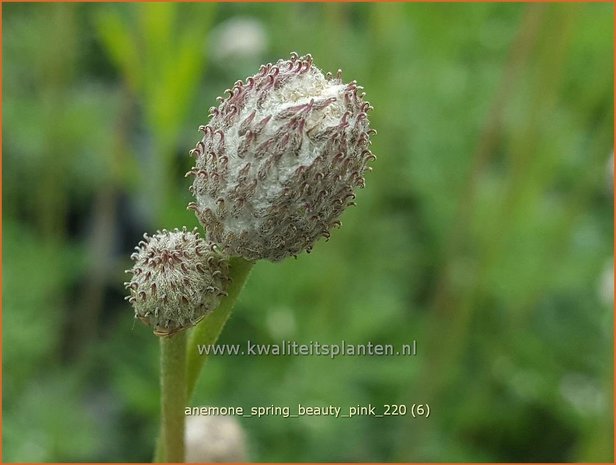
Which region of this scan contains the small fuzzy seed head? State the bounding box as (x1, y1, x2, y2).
(188, 52, 376, 261)
(124, 228, 229, 336)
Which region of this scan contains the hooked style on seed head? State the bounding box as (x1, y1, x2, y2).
(124, 227, 230, 336)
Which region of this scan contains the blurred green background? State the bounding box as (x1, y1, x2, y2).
(2, 2, 613, 462)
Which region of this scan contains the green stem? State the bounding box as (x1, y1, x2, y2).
(160, 331, 187, 463)
(153, 257, 254, 462)
(186, 257, 254, 399)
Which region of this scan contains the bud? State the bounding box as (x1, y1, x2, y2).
(185, 415, 248, 462)
(188, 52, 376, 261)
(124, 228, 229, 336)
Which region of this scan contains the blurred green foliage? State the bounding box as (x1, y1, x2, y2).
(2, 3, 613, 462)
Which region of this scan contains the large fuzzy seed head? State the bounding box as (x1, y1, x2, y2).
(188, 52, 376, 261)
(125, 228, 229, 336)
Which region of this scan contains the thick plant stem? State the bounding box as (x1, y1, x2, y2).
(186, 257, 254, 399)
(160, 331, 187, 463)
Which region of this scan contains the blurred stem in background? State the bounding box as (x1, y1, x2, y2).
(38, 3, 77, 242)
(420, 3, 548, 399)
(35, 3, 79, 364)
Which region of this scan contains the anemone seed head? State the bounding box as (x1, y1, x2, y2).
(188, 52, 376, 261)
(125, 228, 229, 336)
